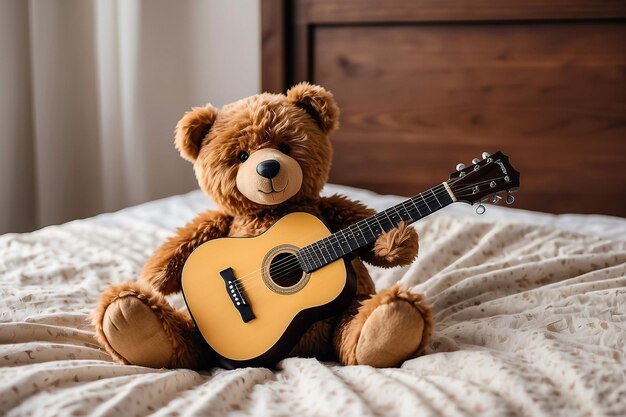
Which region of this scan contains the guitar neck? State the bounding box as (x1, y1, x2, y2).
(296, 183, 455, 272)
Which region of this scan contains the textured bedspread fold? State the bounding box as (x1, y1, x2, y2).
(1, 212, 625, 417)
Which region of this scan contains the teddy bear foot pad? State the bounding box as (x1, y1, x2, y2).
(102, 295, 174, 367)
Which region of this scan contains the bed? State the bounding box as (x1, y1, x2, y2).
(2, 1, 625, 414)
(1, 183, 625, 417)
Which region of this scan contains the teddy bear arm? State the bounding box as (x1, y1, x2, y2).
(140, 210, 232, 295)
(319, 195, 418, 268)
(318, 194, 377, 232)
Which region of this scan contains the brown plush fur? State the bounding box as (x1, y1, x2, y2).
(91, 281, 209, 369)
(175, 104, 219, 162)
(93, 83, 432, 369)
(140, 210, 232, 295)
(333, 285, 433, 366)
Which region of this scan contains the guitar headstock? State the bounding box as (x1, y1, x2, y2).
(447, 151, 520, 208)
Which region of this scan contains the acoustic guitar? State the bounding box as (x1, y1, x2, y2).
(181, 151, 520, 368)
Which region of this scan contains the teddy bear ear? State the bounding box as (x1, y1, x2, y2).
(286, 82, 339, 134)
(174, 104, 219, 162)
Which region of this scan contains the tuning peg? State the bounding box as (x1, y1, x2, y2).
(456, 163, 466, 171)
(476, 204, 486, 215)
(472, 158, 480, 164)
(482, 151, 490, 159)
(491, 194, 502, 204)
(506, 193, 515, 205)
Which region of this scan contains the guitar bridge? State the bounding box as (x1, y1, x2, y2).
(219, 268, 255, 323)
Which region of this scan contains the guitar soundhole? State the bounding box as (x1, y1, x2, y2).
(262, 244, 310, 294)
(269, 252, 303, 288)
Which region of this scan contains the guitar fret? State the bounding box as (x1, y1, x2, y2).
(328, 235, 340, 258)
(383, 209, 394, 225)
(431, 188, 442, 207)
(409, 197, 422, 217)
(372, 215, 384, 233)
(360, 219, 376, 242)
(348, 227, 359, 249)
(333, 230, 343, 254)
(397, 202, 408, 222)
(348, 224, 367, 246)
(298, 249, 312, 272)
(342, 229, 353, 252)
(308, 246, 317, 268)
(346, 228, 353, 245)
(307, 249, 316, 270)
(322, 241, 333, 262)
(304, 246, 313, 269)
(333, 233, 345, 256)
(388, 207, 398, 224)
(400, 205, 409, 220)
(382, 213, 393, 230)
(393, 205, 403, 222)
(420, 193, 431, 212)
(395, 205, 404, 220)
(314, 242, 324, 265)
(312, 244, 324, 268)
(317, 243, 330, 263)
(315, 241, 322, 262)
(355, 224, 369, 246)
(298, 248, 307, 270)
(400, 201, 414, 221)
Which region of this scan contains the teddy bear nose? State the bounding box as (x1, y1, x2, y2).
(256, 160, 281, 179)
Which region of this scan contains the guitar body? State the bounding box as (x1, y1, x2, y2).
(181, 212, 356, 369)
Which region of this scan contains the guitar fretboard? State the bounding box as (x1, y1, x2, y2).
(296, 183, 453, 273)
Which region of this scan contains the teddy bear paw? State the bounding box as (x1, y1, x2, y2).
(373, 222, 419, 266)
(100, 295, 174, 367)
(355, 300, 424, 367)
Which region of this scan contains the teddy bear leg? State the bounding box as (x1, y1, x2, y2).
(92, 281, 208, 369)
(333, 285, 432, 367)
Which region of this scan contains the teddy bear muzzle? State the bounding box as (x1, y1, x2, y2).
(236, 148, 303, 205)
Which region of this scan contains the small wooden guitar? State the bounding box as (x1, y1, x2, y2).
(181, 151, 520, 368)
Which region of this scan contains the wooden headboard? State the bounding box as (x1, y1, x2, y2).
(261, 0, 626, 216)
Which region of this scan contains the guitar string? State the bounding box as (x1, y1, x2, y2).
(233, 186, 503, 295)
(231, 174, 507, 291)
(232, 174, 505, 288)
(239, 179, 510, 293)
(233, 175, 507, 292)
(229, 189, 451, 293)
(232, 176, 507, 293)
(237, 177, 508, 293)
(232, 185, 453, 289)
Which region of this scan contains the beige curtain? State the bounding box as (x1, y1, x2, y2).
(0, 0, 260, 234)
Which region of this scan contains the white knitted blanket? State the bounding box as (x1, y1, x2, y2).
(1, 187, 625, 417)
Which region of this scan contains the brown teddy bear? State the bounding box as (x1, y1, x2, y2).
(92, 83, 432, 369)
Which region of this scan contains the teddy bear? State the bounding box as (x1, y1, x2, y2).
(92, 83, 433, 369)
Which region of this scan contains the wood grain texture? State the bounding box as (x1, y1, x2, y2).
(261, 0, 626, 216)
(261, 0, 286, 93)
(314, 23, 626, 215)
(296, 0, 626, 23)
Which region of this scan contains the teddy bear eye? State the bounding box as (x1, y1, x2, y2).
(237, 151, 249, 163)
(278, 143, 290, 154)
